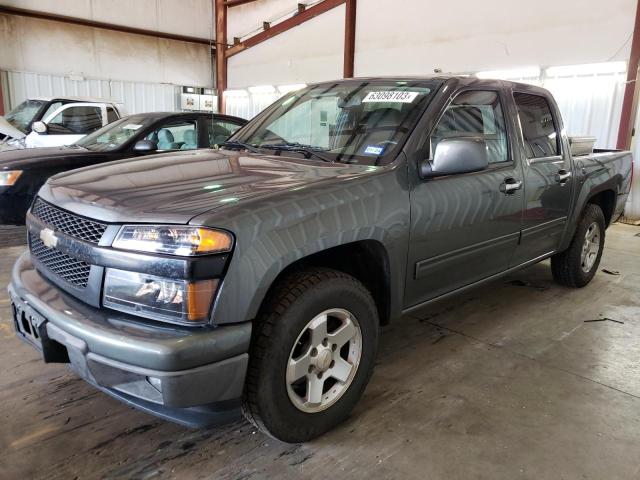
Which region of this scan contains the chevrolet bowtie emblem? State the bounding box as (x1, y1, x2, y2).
(40, 228, 58, 249)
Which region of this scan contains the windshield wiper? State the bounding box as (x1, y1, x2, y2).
(258, 142, 333, 163)
(218, 140, 262, 153)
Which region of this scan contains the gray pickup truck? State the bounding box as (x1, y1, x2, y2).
(9, 77, 633, 443)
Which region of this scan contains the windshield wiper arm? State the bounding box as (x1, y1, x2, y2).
(258, 143, 333, 163)
(218, 140, 262, 153)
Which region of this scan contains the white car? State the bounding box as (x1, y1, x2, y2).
(0, 97, 125, 150)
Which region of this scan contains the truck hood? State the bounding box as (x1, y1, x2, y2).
(0, 116, 26, 140)
(38, 149, 379, 224)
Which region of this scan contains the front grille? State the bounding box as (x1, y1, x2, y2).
(32, 198, 107, 244)
(29, 236, 91, 288)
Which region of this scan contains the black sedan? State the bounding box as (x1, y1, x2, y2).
(0, 111, 246, 224)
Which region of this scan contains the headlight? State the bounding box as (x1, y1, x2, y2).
(112, 225, 233, 256)
(0, 170, 22, 186)
(103, 268, 218, 324)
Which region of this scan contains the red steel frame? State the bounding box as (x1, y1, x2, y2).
(215, 0, 357, 113)
(617, 0, 640, 150)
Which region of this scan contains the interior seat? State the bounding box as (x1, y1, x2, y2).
(181, 130, 198, 150)
(157, 129, 179, 150)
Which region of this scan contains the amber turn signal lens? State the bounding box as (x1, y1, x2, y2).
(195, 229, 233, 254)
(187, 279, 219, 321)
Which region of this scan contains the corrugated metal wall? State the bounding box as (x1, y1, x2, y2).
(4, 70, 180, 115)
(543, 72, 626, 149)
(225, 92, 282, 120)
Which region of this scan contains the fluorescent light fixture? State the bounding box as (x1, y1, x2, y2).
(545, 61, 626, 77)
(223, 89, 248, 97)
(277, 83, 307, 94)
(476, 66, 541, 79)
(248, 85, 276, 94)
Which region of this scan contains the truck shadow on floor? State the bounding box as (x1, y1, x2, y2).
(1, 260, 607, 479)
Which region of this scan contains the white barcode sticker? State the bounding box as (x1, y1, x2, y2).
(362, 91, 419, 103)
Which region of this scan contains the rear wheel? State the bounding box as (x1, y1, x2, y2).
(551, 203, 606, 287)
(242, 267, 379, 443)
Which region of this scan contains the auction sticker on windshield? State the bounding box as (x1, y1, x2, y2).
(122, 124, 143, 130)
(362, 91, 420, 103)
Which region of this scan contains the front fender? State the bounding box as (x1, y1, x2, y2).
(203, 164, 411, 326)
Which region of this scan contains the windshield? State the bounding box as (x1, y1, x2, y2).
(5, 100, 46, 133)
(232, 80, 439, 164)
(76, 115, 157, 152)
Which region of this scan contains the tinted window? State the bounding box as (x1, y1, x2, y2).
(146, 121, 197, 150)
(207, 118, 243, 146)
(431, 90, 509, 164)
(47, 106, 103, 135)
(514, 93, 560, 158)
(106, 107, 119, 123)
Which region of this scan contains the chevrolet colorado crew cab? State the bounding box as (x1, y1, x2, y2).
(9, 77, 633, 443)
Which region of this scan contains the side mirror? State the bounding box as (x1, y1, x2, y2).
(420, 137, 489, 178)
(132, 139, 157, 153)
(32, 121, 48, 134)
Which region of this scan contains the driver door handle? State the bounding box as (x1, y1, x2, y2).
(556, 169, 572, 184)
(500, 177, 523, 194)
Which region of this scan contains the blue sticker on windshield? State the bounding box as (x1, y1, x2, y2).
(364, 145, 384, 155)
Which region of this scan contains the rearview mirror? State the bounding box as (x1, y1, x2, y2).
(420, 137, 488, 178)
(133, 140, 157, 153)
(32, 121, 48, 134)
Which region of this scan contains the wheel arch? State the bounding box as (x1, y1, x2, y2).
(253, 239, 393, 326)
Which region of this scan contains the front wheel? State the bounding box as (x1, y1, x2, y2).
(242, 267, 379, 443)
(551, 203, 606, 287)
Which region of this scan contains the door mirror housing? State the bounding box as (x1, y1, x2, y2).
(133, 139, 157, 153)
(420, 137, 489, 178)
(32, 121, 48, 134)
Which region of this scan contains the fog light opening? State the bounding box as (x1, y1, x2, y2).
(147, 376, 163, 392)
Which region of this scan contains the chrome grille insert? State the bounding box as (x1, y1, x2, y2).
(29, 236, 91, 288)
(32, 198, 107, 244)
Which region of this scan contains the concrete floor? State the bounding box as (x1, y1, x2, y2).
(1, 223, 640, 480)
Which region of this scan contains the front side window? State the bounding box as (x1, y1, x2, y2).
(5, 100, 46, 133)
(207, 118, 243, 146)
(47, 106, 103, 135)
(232, 80, 439, 165)
(431, 90, 509, 164)
(146, 121, 197, 150)
(514, 93, 560, 159)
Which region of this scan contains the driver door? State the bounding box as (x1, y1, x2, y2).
(405, 88, 524, 308)
(26, 103, 108, 148)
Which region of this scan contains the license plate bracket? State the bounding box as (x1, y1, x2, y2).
(11, 298, 69, 363)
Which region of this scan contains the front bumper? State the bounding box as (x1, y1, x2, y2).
(9, 251, 251, 427)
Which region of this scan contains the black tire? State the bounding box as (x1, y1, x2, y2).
(551, 203, 606, 288)
(242, 267, 379, 443)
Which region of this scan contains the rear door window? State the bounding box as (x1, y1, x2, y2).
(513, 93, 560, 159)
(47, 106, 104, 135)
(106, 107, 119, 124)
